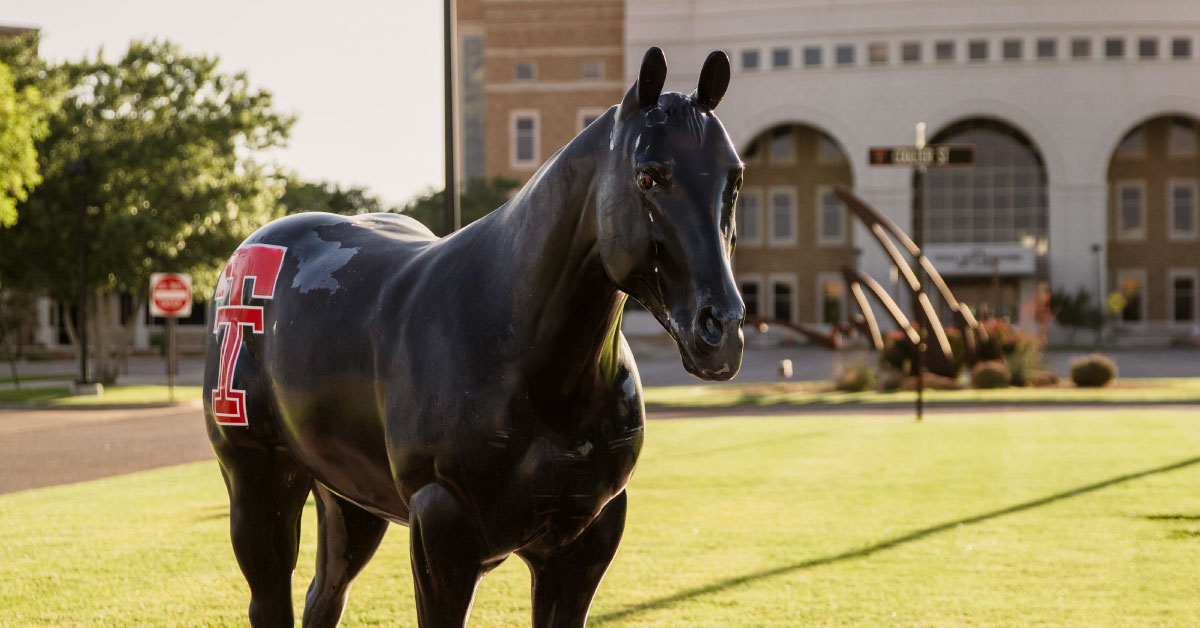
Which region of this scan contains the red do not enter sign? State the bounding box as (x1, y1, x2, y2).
(150, 272, 193, 318)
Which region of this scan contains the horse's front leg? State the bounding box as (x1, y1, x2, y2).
(408, 483, 494, 628)
(518, 491, 627, 628)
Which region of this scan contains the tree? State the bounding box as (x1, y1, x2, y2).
(400, 176, 520, 236)
(0, 31, 56, 227)
(281, 178, 392, 215)
(1049, 287, 1102, 344)
(0, 39, 293, 383)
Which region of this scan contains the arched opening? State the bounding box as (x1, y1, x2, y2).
(915, 118, 1049, 323)
(1106, 115, 1200, 330)
(734, 123, 854, 326)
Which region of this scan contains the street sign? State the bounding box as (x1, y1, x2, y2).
(868, 144, 975, 167)
(149, 272, 193, 318)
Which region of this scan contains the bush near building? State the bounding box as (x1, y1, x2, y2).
(880, 319, 1048, 388)
(833, 361, 875, 392)
(972, 360, 1012, 389)
(1070, 354, 1118, 388)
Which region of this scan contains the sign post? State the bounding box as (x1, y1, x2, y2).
(149, 273, 193, 402)
(868, 124, 975, 421)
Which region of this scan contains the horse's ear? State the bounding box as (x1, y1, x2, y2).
(694, 50, 730, 111)
(619, 47, 667, 121)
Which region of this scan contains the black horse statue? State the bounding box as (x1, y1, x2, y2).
(204, 47, 744, 627)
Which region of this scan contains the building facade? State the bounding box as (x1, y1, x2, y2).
(467, 0, 1200, 343)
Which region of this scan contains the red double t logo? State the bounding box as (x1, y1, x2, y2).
(211, 244, 287, 426)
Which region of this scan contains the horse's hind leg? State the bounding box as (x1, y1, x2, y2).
(216, 444, 312, 628)
(518, 491, 627, 628)
(302, 484, 389, 628)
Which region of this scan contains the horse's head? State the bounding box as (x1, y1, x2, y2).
(596, 47, 745, 381)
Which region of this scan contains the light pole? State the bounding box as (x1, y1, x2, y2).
(1092, 243, 1103, 345)
(443, 0, 461, 235)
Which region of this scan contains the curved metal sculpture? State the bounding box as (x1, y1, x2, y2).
(203, 48, 745, 628)
(747, 187, 983, 396)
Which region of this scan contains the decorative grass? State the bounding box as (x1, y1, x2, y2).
(3, 408, 1200, 626)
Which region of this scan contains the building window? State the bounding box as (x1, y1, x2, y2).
(1139, 37, 1159, 59)
(514, 61, 536, 81)
(1002, 39, 1022, 61)
(742, 139, 762, 164)
(511, 111, 539, 168)
(742, 49, 761, 71)
(804, 46, 823, 67)
(1105, 37, 1125, 59)
(1071, 37, 1092, 59)
(816, 134, 843, 164)
(1171, 272, 1197, 322)
(900, 41, 921, 63)
(1036, 38, 1057, 60)
(1168, 118, 1197, 157)
(735, 188, 764, 247)
(577, 108, 604, 132)
(772, 280, 794, 322)
(772, 47, 792, 69)
(1116, 128, 1144, 158)
(581, 58, 604, 80)
(1116, 181, 1145, 240)
(935, 40, 955, 62)
(817, 186, 845, 245)
(818, 274, 844, 325)
(921, 119, 1048, 246)
(768, 187, 797, 246)
(1173, 37, 1192, 59)
(868, 42, 888, 65)
(1169, 180, 1198, 239)
(740, 279, 762, 318)
(968, 40, 988, 61)
(1118, 271, 1145, 323)
(835, 44, 855, 66)
(769, 127, 794, 163)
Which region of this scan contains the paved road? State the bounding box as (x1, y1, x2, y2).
(5, 344, 1200, 391)
(0, 404, 212, 495)
(7, 401, 1200, 496)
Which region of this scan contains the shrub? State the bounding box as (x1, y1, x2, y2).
(834, 361, 876, 392)
(1026, 370, 1060, 388)
(972, 360, 1012, 389)
(899, 372, 962, 391)
(1070, 354, 1118, 387)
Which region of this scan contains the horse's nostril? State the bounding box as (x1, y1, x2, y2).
(696, 306, 724, 349)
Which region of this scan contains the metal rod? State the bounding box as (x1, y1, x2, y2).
(167, 317, 176, 402)
(443, 0, 461, 234)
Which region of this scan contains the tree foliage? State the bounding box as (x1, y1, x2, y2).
(400, 176, 520, 236)
(0, 39, 293, 300)
(0, 32, 56, 227)
(281, 178, 392, 215)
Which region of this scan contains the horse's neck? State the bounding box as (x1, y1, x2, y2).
(489, 119, 626, 384)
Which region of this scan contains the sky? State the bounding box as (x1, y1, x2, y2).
(5, 0, 446, 207)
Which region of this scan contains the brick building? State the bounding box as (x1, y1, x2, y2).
(465, 0, 1200, 344)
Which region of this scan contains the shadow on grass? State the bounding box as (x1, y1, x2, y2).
(1143, 514, 1200, 521)
(593, 454, 1200, 625)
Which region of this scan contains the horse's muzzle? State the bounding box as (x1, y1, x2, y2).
(679, 305, 744, 381)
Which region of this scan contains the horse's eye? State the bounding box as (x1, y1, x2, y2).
(637, 172, 656, 190)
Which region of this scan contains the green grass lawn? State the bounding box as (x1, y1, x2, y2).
(0, 373, 75, 385)
(0, 385, 201, 406)
(3, 408, 1200, 626)
(644, 377, 1200, 408)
